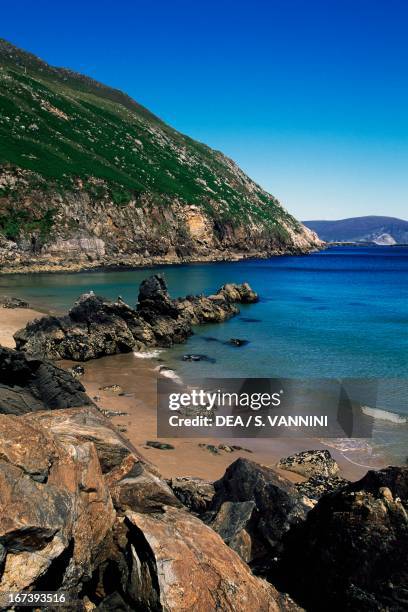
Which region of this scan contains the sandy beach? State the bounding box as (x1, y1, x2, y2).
(1, 306, 386, 483)
(0, 307, 45, 348)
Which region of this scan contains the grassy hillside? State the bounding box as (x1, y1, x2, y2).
(0, 38, 297, 229)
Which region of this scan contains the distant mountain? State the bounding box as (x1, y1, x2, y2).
(0, 38, 320, 273)
(303, 216, 408, 245)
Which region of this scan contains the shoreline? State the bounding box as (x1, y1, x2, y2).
(0, 304, 395, 484)
(0, 245, 324, 276)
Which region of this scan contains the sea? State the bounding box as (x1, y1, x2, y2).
(2, 245, 407, 467)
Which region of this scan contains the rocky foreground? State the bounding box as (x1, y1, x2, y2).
(14, 275, 258, 360)
(0, 346, 407, 611)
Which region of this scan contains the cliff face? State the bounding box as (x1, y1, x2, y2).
(0, 39, 321, 272)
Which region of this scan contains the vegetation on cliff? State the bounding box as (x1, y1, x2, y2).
(0, 39, 320, 270)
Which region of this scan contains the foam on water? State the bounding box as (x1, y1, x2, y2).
(133, 349, 163, 359)
(362, 405, 408, 424)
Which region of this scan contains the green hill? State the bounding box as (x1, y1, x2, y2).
(0, 39, 320, 272)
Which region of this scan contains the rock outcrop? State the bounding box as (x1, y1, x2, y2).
(0, 39, 322, 275)
(0, 407, 300, 610)
(209, 458, 309, 570)
(169, 476, 215, 514)
(278, 466, 408, 611)
(0, 346, 91, 415)
(14, 275, 258, 360)
(125, 506, 299, 612)
(277, 449, 340, 479)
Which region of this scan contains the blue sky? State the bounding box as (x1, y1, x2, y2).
(2, 0, 407, 219)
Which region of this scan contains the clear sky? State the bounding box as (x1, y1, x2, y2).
(1, 0, 407, 220)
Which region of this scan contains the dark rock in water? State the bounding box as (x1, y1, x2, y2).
(199, 443, 221, 455)
(0, 296, 30, 309)
(0, 346, 91, 415)
(228, 338, 249, 346)
(69, 364, 85, 378)
(182, 353, 216, 363)
(277, 449, 339, 479)
(278, 466, 408, 611)
(14, 275, 259, 361)
(211, 458, 309, 567)
(239, 317, 262, 323)
(169, 476, 215, 514)
(146, 440, 175, 450)
(295, 475, 349, 501)
(209, 500, 256, 562)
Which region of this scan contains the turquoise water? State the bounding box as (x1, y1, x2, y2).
(3, 245, 407, 464)
(3, 246, 407, 380)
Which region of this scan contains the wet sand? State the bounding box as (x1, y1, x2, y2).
(0, 308, 386, 483)
(68, 352, 376, 482)
(0, 307, 44, 348)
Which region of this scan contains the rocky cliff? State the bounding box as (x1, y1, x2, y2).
(0, 39, 321, 273)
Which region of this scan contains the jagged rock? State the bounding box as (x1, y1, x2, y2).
(169, 476, 215, 514)
(277, 449, 340, 479)
(0, 413, 115, 594)
(145, 440, 175, 450)
(105, 454, 181, 514)
(209, 501, 256, 562)
(0, 346, 91, 415)
(125, 506, 301, 611)
(24, 406, 142, 473)
(278, 466, 408, 611)
(68, 364, 85, 378)
(295, 475, 349, 501)
(211, 458, 309, 566)
(228, 338, 249, 346)
(14, 275, 259, 360)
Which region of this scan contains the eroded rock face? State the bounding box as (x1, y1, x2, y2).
(278, 466, 408, 611)
(14, 275, 259, 360)
(169, 476, 215, 514)
(0, 407, 299, 610)
(125, 506, 300, 612)
(0, 346, 91, 415)
(277, 449, 340, 479)
(0, 413, 115, 593)
(211, 458, 309, 568)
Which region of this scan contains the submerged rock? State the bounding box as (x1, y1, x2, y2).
(14, 275, 259, 361)
(228, 338, 250, 346)
(278, 466, 408, 611)
(145, 440, 175, 450)
(0, 346, 91, 415)
(277, 449, 340, 479)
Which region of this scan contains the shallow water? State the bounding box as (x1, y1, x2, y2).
(3, 245, 407, 465)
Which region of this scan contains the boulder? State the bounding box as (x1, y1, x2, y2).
(0, 296, 30, 309)
(211, 458, 309, 566)
(105, 454, 181, 513)
(277, 449, 340, 479)
(169, 476, 215, 514)
(14, 275, 259, 360)
(125, 506, 300, 611)
(278, 466, 408, 611)
(0, 413, 115, 594)
(0, 346, 91, 415)
(295, 474, 349, 501)
(208, 500, 256, 562)
(24, 405, 143, 473)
